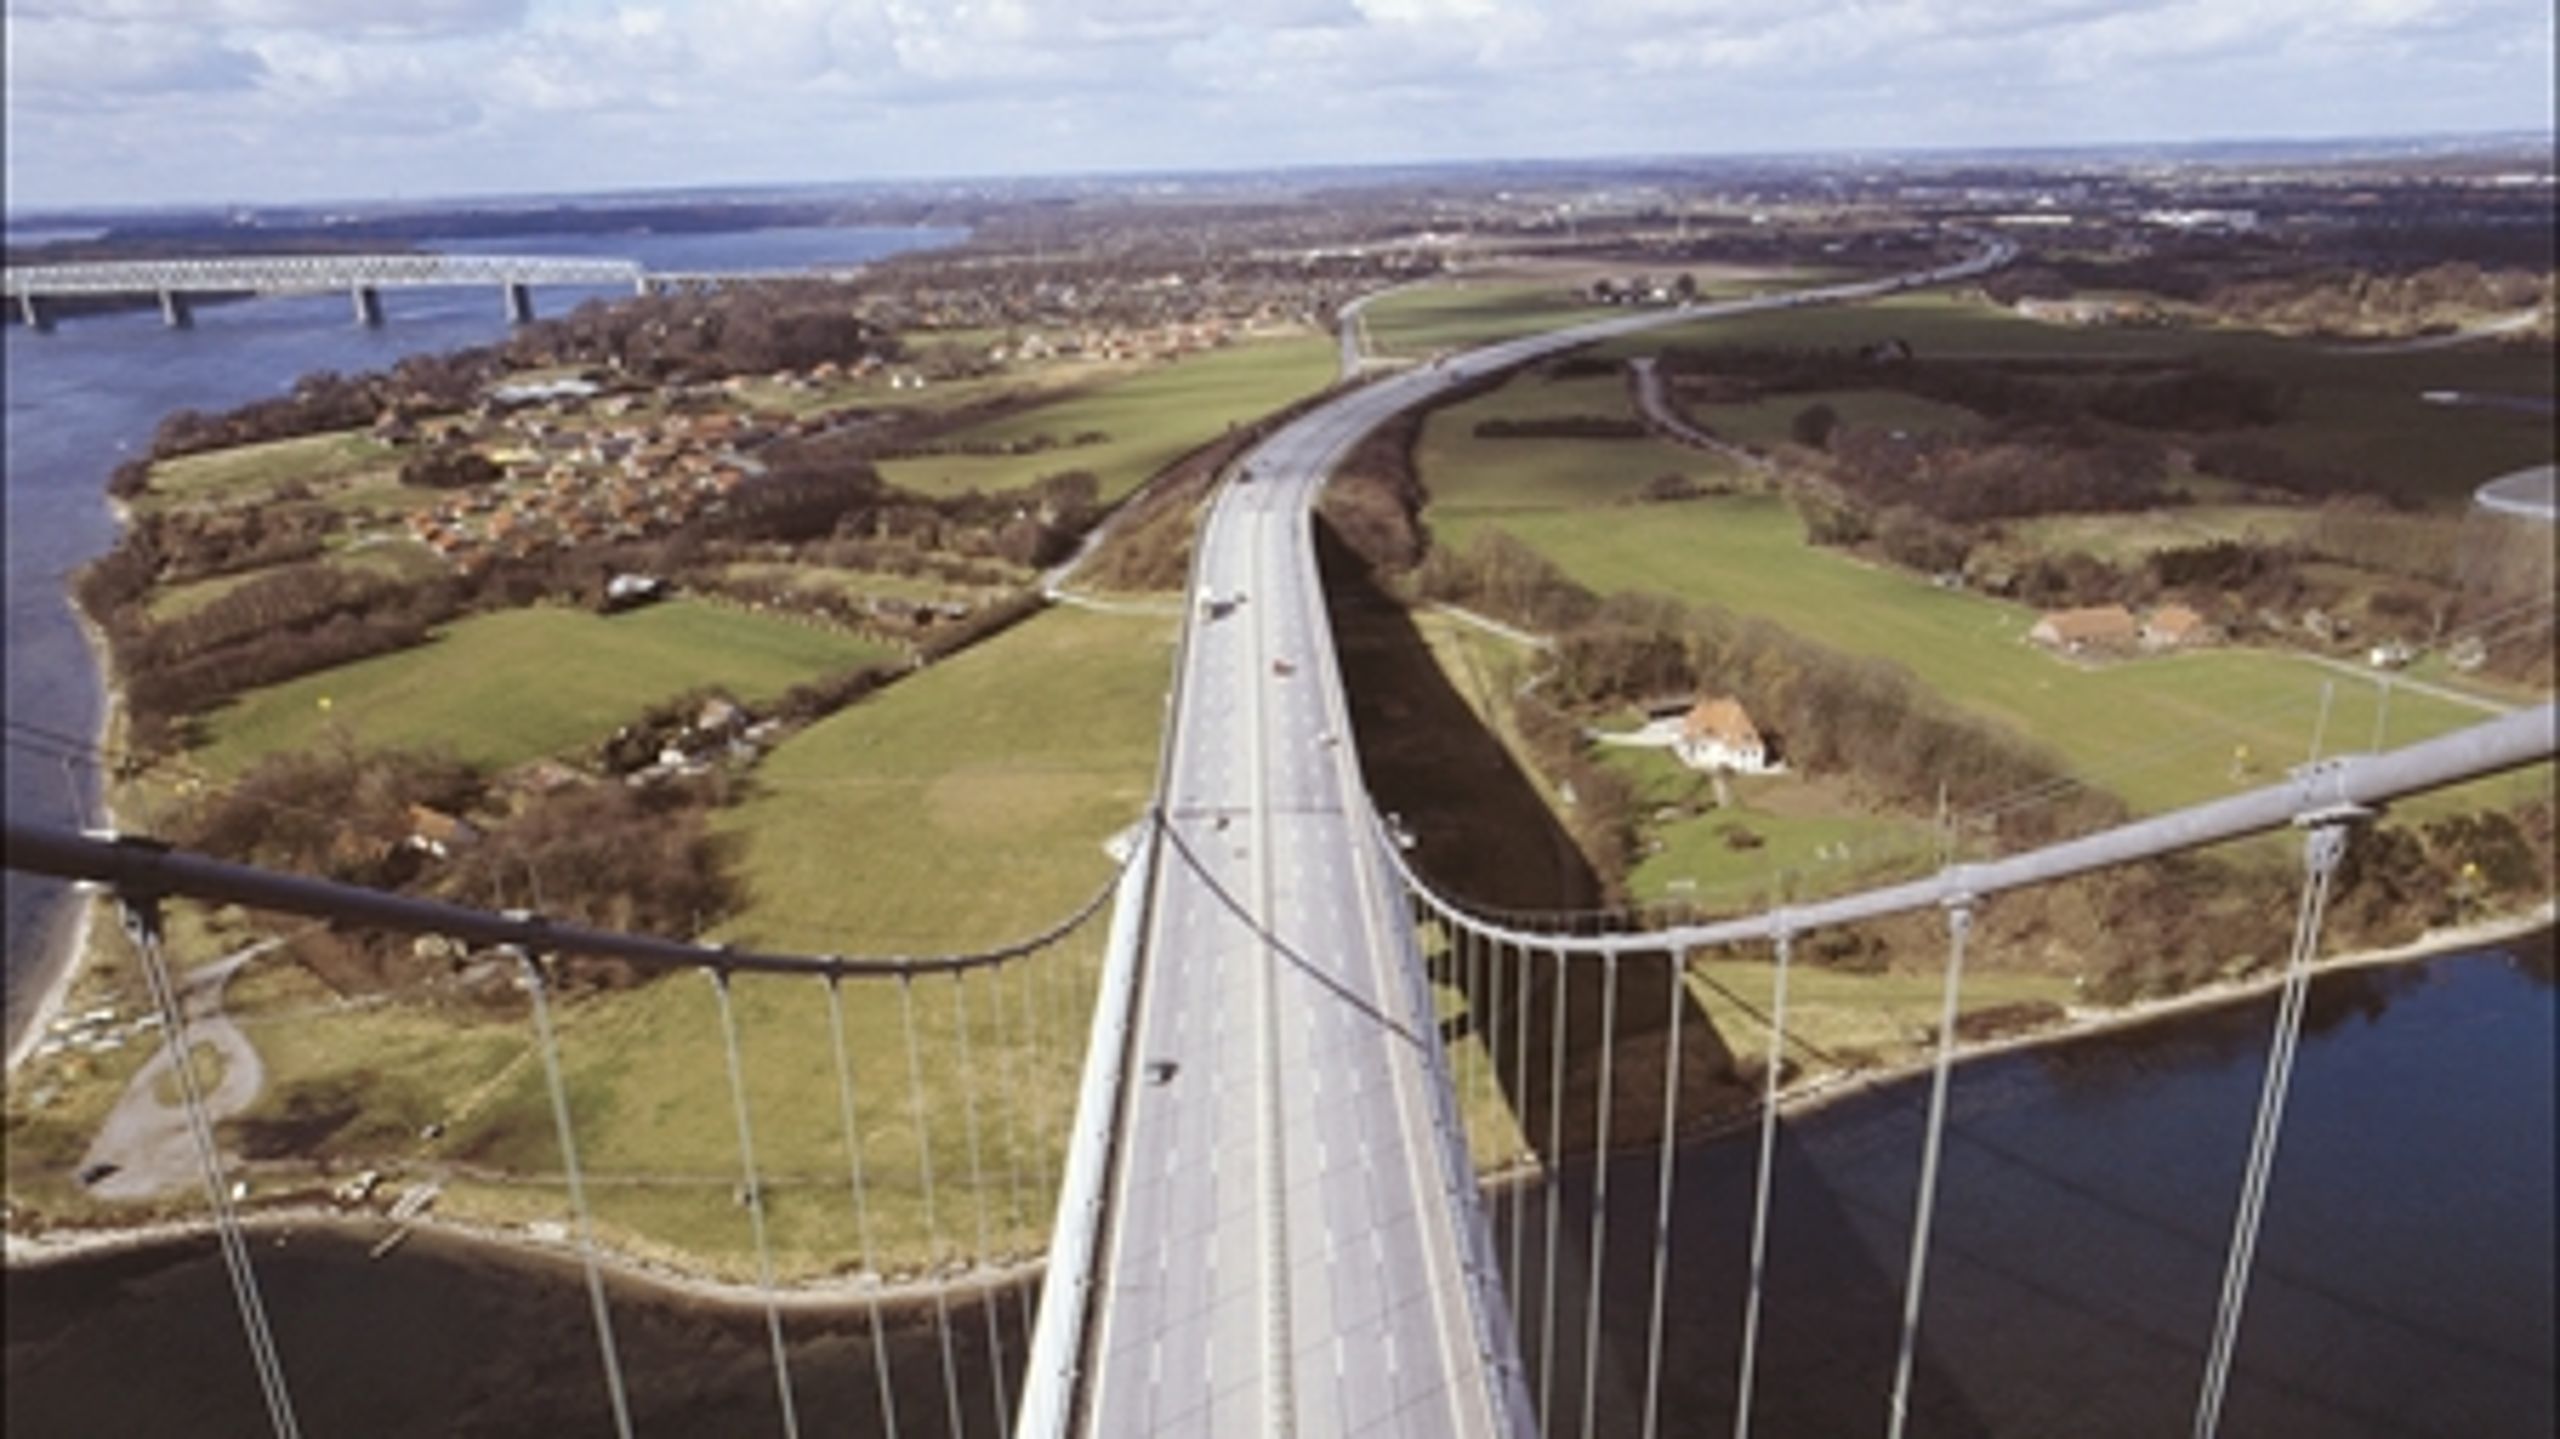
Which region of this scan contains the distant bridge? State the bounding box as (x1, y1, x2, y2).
(3, 253, 869, 330)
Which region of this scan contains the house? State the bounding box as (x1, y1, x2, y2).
(1674, 697, 1780, 774)
(2029, 604, 2138, 654)
(405, 805, 480, 860)
(2141, 603, 2211, 650)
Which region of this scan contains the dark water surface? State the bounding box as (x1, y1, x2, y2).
(8, 941, 2549, 1434)
(1, 223, 962, 1047)
(1498, 936, 2556, 1438)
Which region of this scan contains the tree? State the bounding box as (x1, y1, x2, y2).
(1791, 401, 1840, 450)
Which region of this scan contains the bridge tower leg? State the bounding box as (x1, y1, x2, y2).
(351, 286, 384, 328)
(503, 282, 535, 325)
(159, 289, 194, 329)
(16, 293, 52, 332)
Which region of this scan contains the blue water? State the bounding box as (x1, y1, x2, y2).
(4, 942, 2546, 1435)
(1502, 937, 2557, 1436)
(1, 223, 962, 1045)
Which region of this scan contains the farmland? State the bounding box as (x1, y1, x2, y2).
(193, 599, 895, 776)
(875, 333, 1338, 501)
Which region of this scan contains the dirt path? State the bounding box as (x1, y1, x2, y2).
(77, 939, 284, 1201)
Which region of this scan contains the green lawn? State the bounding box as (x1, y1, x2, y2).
(1432, 494, 2511, 818)
(1597, 748, 1937, 907)
(195, 600, 895, 775)
(875, 334, 1338, 502)
(714, 604, 1172, 955)
(1417, 369, 1748, 510)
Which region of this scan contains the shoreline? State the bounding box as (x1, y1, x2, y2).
(3, 588, 124, 1076)
(3, 1201, 1047, 1317)
(13, 902, 2551, 1300)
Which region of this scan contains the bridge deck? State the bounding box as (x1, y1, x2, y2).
(1050, 237, 2022, 1438)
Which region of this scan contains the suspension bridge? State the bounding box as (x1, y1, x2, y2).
(5, 236, 2554, 1438)
(3, 253, 868, 329)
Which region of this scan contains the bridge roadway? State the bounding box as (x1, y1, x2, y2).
(1067, 235, 2016, 1437)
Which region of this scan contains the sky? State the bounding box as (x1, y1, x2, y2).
(5, 0, 2554, 211)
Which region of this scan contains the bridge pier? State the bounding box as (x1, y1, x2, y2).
(633, 275, 655, 298)
(503, 282, 535, 325)
(351, 285, 384, 328)
(159, 289, 194, 329)
(16, 293, 52, 332)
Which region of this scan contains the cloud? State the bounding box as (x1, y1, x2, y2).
(4, 0, 2551, 208)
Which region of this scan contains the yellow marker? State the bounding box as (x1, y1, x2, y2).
(318, 696, 334, 712)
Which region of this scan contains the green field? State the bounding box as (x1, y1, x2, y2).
(1687, 954, 2080, 1076)
(195, 600, 894, 776)
(1417, 370, 1745, 509)
(144, 429, 395, 508)
(715, 605, 1171, 955)
(1598, 747, 1937, 907)
(1360, 281, 1612, 357)
(1584, 292, 2555, 506)
(1431, 493, 2513, 819)
(876, 334, 1338, 502)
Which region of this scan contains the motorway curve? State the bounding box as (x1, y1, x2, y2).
(1075, 239, 2015, 1438)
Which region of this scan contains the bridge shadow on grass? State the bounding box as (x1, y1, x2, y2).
(1314, 519, 1739, 1161)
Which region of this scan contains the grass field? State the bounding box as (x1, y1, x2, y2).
(1597, 747, 1938, 907)
(1360, 281, 1612, 357)
(1584, 291, 2555, 507)
(715, 605, 1171, 955)
(1686, 953, 2080, 1077)
(1416, 369, 1746, 509)
(194, 599, 895, 776)
(172, 605, 1178, 1277)
(1431, 494, 2518, 821)
(875, 334, 1338, 502)
(143, 429, 395, 508)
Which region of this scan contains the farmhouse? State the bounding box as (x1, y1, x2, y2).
(1674, 696, 1779, 774)
(2142, 603, 2211, 650)
(2029, 604, 2138, 654)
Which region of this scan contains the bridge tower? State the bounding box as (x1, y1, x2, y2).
(158, 289, 194, 329)
(503, 282, 535, 325)
(351, 286, 385, 328)
(16, 293, 52, 332)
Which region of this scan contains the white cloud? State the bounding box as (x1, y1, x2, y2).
(4, 0, 2551, 207)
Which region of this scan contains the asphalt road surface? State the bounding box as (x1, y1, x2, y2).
(1078, 237, 2015, 1438)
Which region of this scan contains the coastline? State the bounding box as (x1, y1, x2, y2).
(3, 577, 124, 1077)
(3, 1201, 1045, 1318)
(14, 900, 2552, 1298)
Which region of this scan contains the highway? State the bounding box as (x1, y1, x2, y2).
(1071, 234, 2015, 1437)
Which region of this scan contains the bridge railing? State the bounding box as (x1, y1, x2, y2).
(5, 254, 645, 297)
(1374, 699, 2553, 1439)
(4, 815, 1128, 1439)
